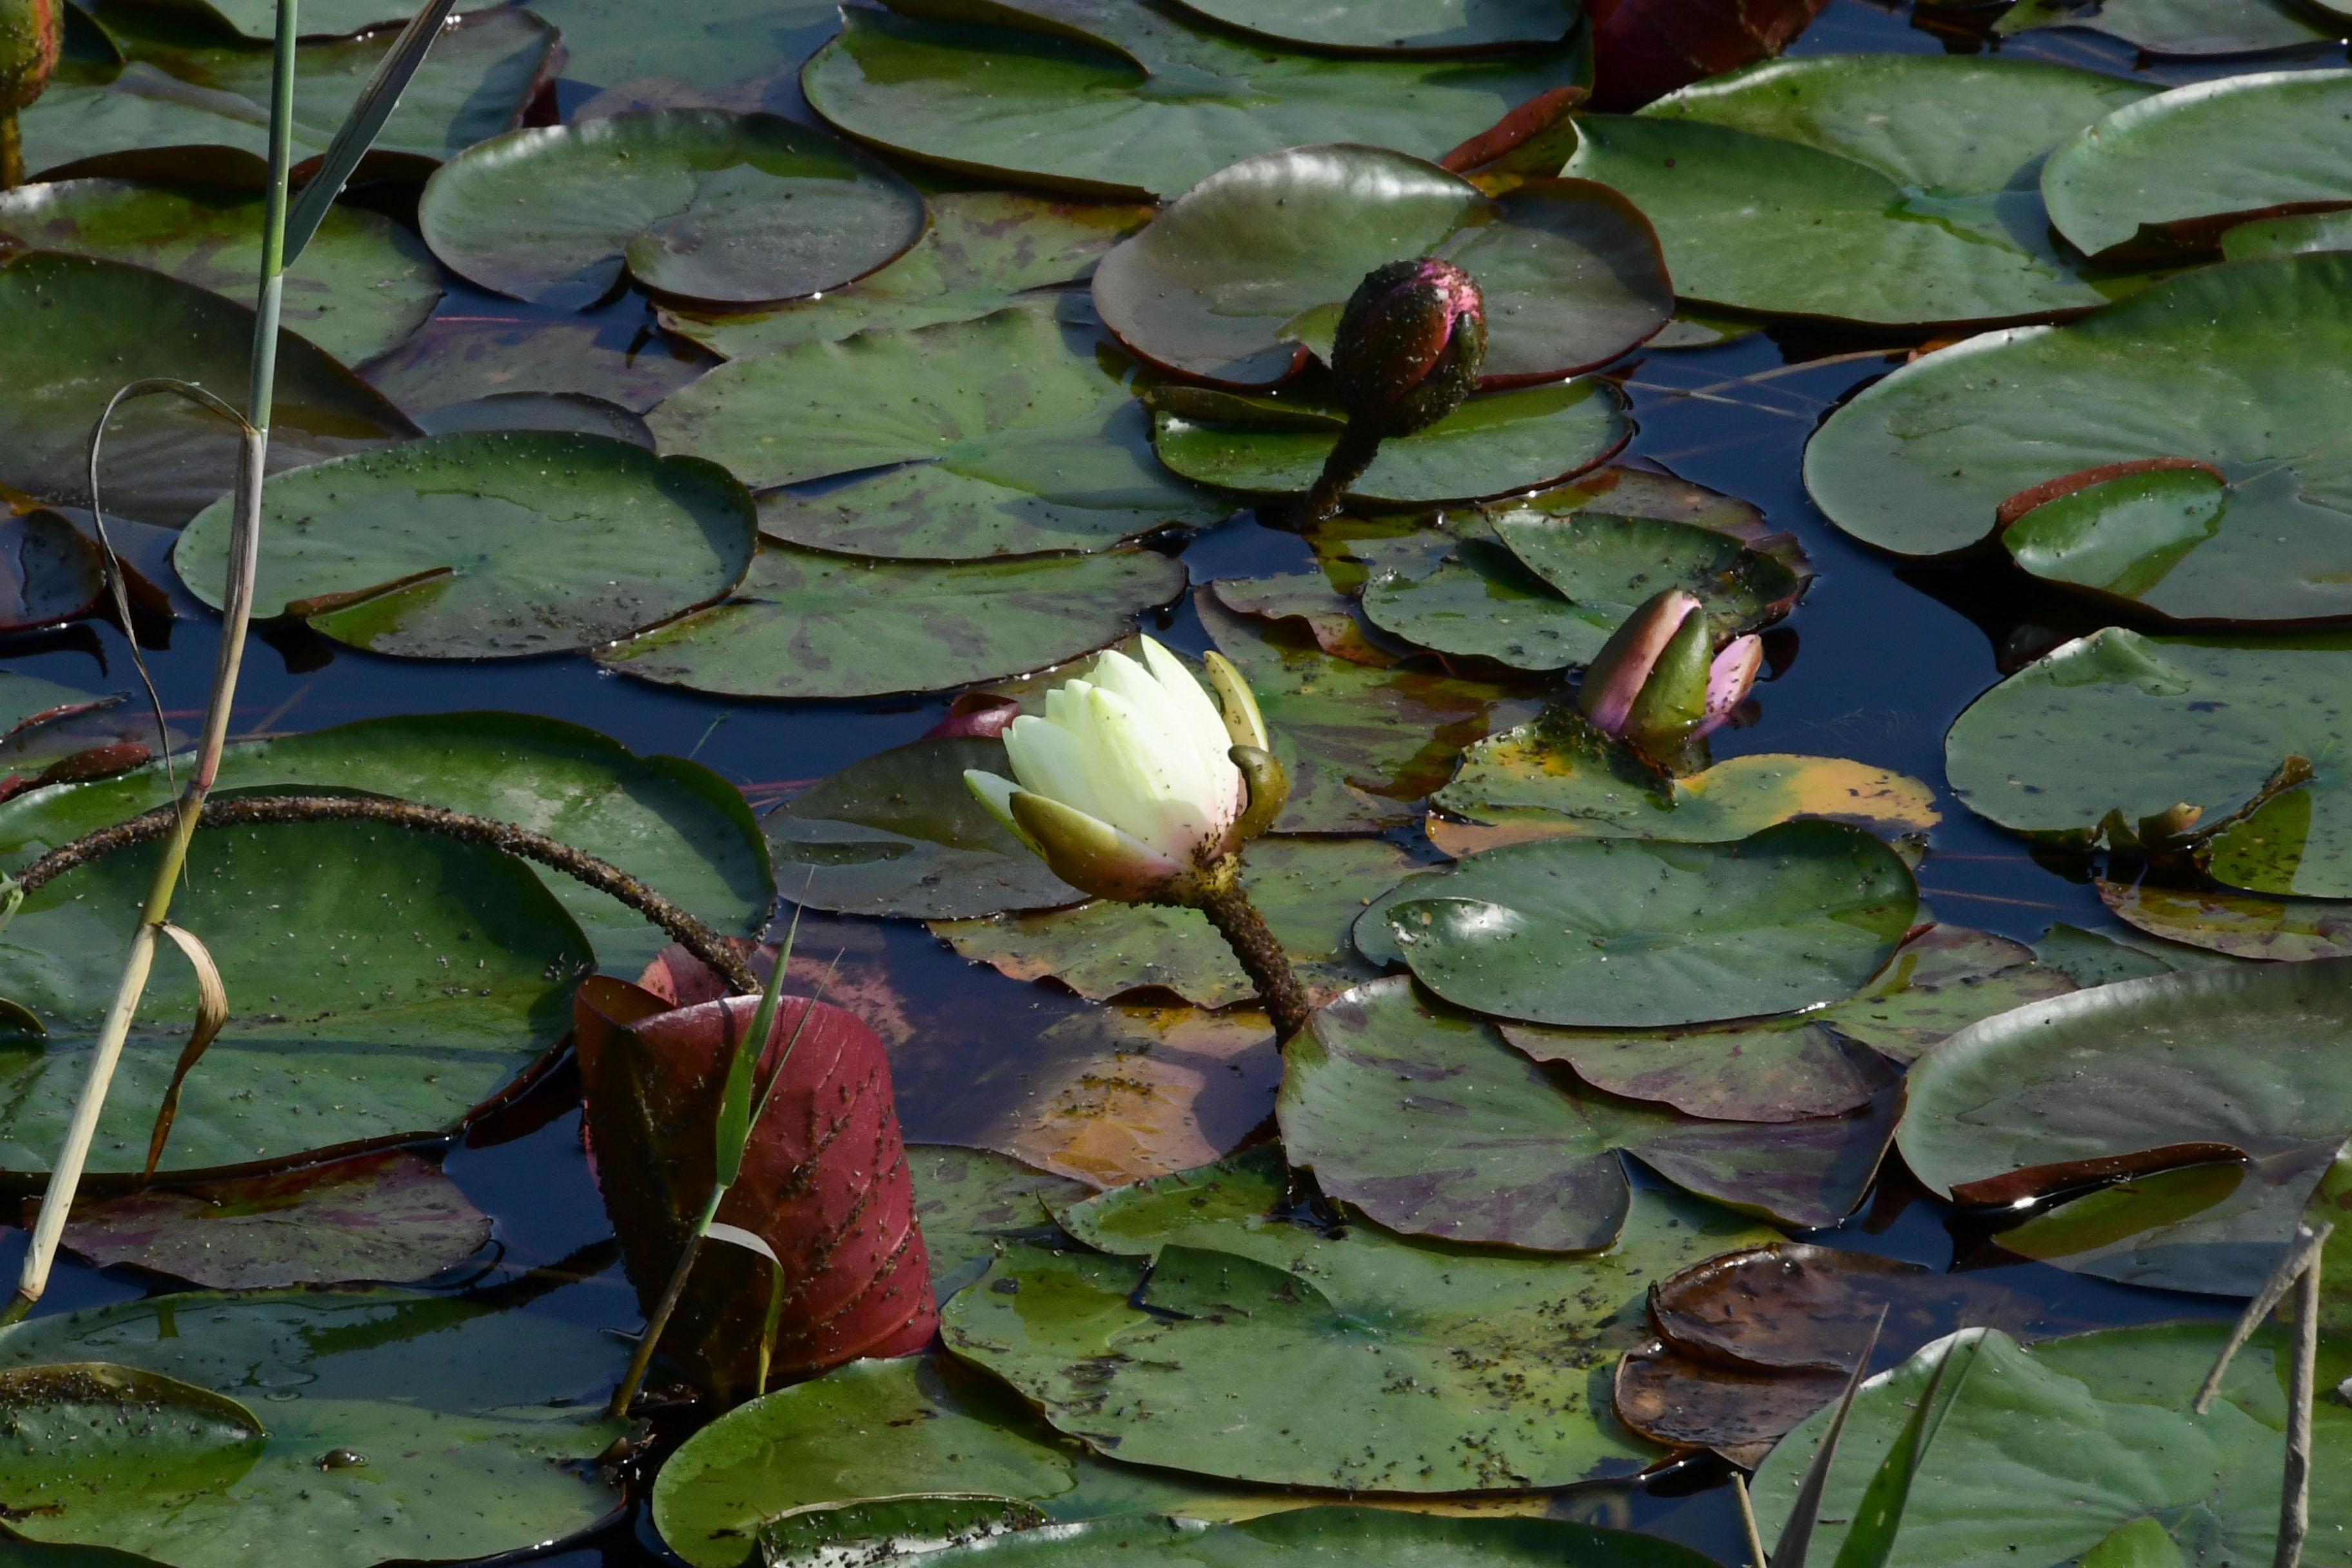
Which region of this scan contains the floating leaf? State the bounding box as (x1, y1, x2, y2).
(653, 305, 1228, 558)
(173, 430, 757, 658)
(1897, 959, 2352, 1293)
(803, 3, 1587, 202)
(142, 0, 444, 41)
(1614, 1243, 2046, 1464)
(1151, 380, 1629, 507)
(0, 177, 438, 364)
(932, 838, 1416, 1009)
(2042, 68, 2352, 260)
(2222, 207, 2352, 260)
(2099, 877, 2352, 962)
(1994, 0, 2340, 53)
(0, 511, 106, 632)
(1945, 628, 2352, 897)
(1361, 822, 1916, 1028)
(419, 111, 926, 310)
(0, 1362, 268, 1522)
(1566, 55, 2150, 326)
(575, 977, 937, 1402)
(598, 542, 1187, 700)
(522, 0, 836, 104)
(20, 9, 558, 183)
(662, 191, 1152, 360)
(1093, 144, 1667, 389)
(1497, 927, 2063, 1122)
(1584, 0, 1834, 111)
(994, 1002, 1280, 1190)
(948, 1147, 1776, 1491)
(1284, 977, 1896, 1244)
(413, 389, 654, 446)
(1750, 1325, 2352, 1565)
(1807, 254, 2352, 620)
(0, 819, 591, 1178)
(1432, 710, 1937, 849)
(0, 251, 414, 527)
(767, 734, 1083, 920)
(0, 711, 772, 969)
(1163, 0, 1576, 52)
(1199, 591, 1538, 833)
(910, 1144, 1096, 1304)
(50, 1150, 491, 1289)
(361, 309, 716, 417)
(0, 1287, 626, 1568)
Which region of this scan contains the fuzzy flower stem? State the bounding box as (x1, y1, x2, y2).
(1190, 855, 1313, 1041)
(1, 113, 21, 189)
(1290, 422, 1384, 531)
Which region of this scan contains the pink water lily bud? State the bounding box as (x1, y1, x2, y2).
(1701, 635, 1763, 737)
(1329, 257, 1487, 438)
(1, 0, 60, 112)
(1578, 589, 1703, 736)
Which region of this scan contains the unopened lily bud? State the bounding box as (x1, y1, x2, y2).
(1579, 589, 1763, 750)
(1328, 257, 1486, 439)
(1, 0, 61, 112)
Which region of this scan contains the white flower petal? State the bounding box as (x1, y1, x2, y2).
(1003, 714, 1105, 823)
(1083, 685, 1212, 858)
(962, 769, 1036, 851)
(1140, 636, 1242, 828)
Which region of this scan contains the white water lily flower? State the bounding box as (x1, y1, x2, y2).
(964, 636, 1276, 902)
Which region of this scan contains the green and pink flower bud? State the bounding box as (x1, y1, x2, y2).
(1577, 589, 1760, 751)
(1329, 257, 1487, 439)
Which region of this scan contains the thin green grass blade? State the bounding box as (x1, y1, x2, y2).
(280, 0, 459, 264)
(1829, 1328, 1986, 1568)
(1771, 1306, 1888, 1568)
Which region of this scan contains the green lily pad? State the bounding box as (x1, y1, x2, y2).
(910, 1144, 1097, 1304)
(947, 1146, 1776, 1491)
(522, 0, 837, 101)
(0, 710, 772, 968)
(1150, 379, 1629, 506)
(1432, 708, 1940, 847)
(2222, 207, 2352, 260)
(767, 734, 1083, 919)
(418, 111, 927, 310)
(0, 1362, 266, 1522)
(1897, 958, 2352, 1293)
(1750, 1325, 2352, 1565)
(1995, 0, 2341, 54)
(1198, 591, 1540, 832)
(1945, 627, 2352, 897)
(360, 309, 717, 418)
(0, 1288, 625, 1568)
(2098, 877, 2352, 962)
(1362, 506, 1802, 672)
(0, 818, 591, 1178)
(21, 9, 558, 183)
(802, 3, 1587, 202)
(0, 251, 415, 527)
(661, 191, 1152, 361)
(2031, 921, 2246, 987)
(652, 306, 1229, 559)
(930, 838, 1418, 1008)
(1499, 926, 2066, 1122)
(413, 390, 654, 446)
(1092, 144, 1668, 388)
(652, 1353, 1288, 1568)
(1364, 821, 1917, 1028)
(834, 1511, 1721, 1568)
(1166, 0, 1576, 52)
(1565, 55, 2151, 327)
(1807, 253, 2352, 621)
(53, 1150, 492, 1289)
(2042, 68, 2352, 260)
(1285, 977, 1896, 1242)
(172, 431, 757, 658)
(0, 179, 440, 364)
(598, 542, 1187, 700)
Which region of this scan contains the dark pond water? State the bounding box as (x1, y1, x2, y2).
(3, 0, 2342, 1560)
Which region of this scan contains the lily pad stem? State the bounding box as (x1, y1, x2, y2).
(8, 792, 761, 993)
(1, 112, 21, 189)
(1191, 856, 1312, 1041)
(1289, 422, 1382, 531)
(609, 1186, 721, 1418)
